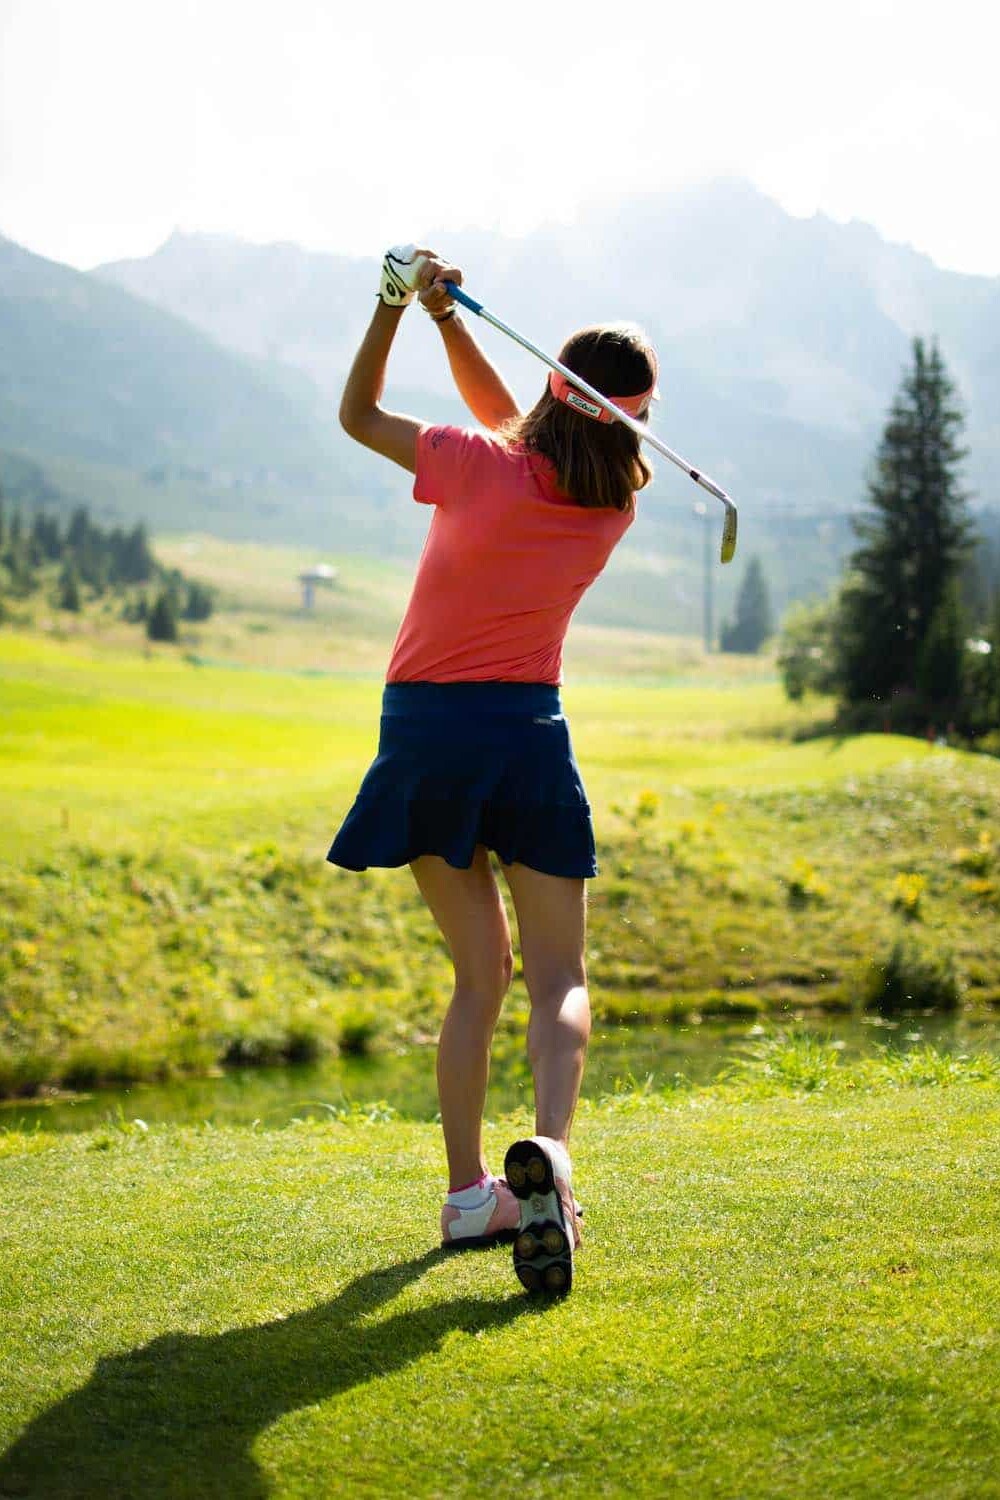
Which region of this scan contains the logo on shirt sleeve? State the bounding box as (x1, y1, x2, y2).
(430, 429, 451, 450)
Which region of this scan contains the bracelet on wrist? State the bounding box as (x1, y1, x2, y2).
(431, 307, 457, 324)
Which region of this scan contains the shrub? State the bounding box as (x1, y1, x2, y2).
(219, 1028, 288, 1067)
(973, 730, 1000, 758)
(337, 1005, 381, 1056)
(776, 594, 841, 700)
(951, 831, 994, 874)
(282, 1025, 323, 1064)
(890, 872, 926, 918)
(785, 858, 830, 907)
(697, 992, 764, 1018)
(862, 937, 962, 1013)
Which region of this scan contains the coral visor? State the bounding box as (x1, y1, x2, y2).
(548, 369, 657, 423)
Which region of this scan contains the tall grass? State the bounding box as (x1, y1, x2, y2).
(2, 634, 998, 1098)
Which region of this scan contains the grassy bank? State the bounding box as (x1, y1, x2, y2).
(1, 1052, 998, 1498)
(3, 633, 1000, 1096)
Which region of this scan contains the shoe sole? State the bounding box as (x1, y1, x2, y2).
(440, 1228, 517, 1252)
(504, 1139, 573, 1296)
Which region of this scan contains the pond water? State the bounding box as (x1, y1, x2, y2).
(4, 1009, 999, 1134)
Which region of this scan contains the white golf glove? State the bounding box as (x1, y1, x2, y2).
(378, 244, 428, 308)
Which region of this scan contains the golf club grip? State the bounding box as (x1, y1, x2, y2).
(443, 281, 483, 315)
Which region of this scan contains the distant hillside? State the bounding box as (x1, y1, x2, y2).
(97, 180, 1000, 512)
(99, 232, 370, 400)
(0, 235, 346, 480)
(0, 232, 424, 557)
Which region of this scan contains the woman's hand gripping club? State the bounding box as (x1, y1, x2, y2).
(378, 245, 462, 310)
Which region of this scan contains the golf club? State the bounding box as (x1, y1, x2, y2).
(442, 280, 738, 564)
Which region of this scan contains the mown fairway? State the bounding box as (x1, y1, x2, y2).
(2, 621, 999, 1096)
(1, 1060, 998, 1499)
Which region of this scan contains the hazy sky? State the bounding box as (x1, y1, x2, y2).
(1, 0, 998, 276)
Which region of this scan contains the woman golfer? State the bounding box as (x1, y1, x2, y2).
(328, 247, 658, 1295)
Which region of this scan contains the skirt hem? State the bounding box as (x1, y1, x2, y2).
(326, 846, 598, 880)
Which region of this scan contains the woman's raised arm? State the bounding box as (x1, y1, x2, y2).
(420, 282, 521, 432)
(339, 247, 454, 472)
(339, 299, 423, 473)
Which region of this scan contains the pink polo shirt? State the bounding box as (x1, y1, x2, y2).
(386, 424, 634, 684)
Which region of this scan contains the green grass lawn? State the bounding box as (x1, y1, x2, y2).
(1, 1055, 998, 1498)
(2, 630, 1000, 1096)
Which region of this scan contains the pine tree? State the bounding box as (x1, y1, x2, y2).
(964, 589, 1000, 736)
(67, 507, 91, 549)
(182, 581, 214, 621)
(839, 338, 970, 706)
(720, 555, 773, 654)
(36, 513, 62, 560)
(916, 581, 964, 705)
(58, 561, 81, 613)
(119, 523, 154, 584)
(990, 592, 1000, 728)
(146, 589, 178, 642)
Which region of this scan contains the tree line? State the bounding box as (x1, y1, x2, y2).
(777, 338, 1000, 746)
(0, 497, 214, 641)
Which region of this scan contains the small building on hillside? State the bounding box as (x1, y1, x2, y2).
(299, 564, 337, 610)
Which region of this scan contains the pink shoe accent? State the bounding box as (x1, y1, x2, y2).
(559, 1182, 583, 1250)
(440, 1178, 521, 1248)
(449, 1171, 489, 1194)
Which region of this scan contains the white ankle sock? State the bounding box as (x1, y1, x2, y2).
(446, 1173, 496, 1210)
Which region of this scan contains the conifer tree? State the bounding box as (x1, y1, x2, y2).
(120, 523, 154, 584)
(147, 589, 178, 642)
(720, 555, 773, 654)
(182, 581, 214, 621)
(67, 506, 91, 549)
(839, 338, 970, 705)
(58, 561, 81, 612)
(990, 592, 1000, 727)
(916, 581, 964, 705)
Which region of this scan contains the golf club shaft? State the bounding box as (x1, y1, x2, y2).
(442, 281, 738, 563)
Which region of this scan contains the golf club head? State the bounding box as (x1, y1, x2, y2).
(720, 502, 738, 564)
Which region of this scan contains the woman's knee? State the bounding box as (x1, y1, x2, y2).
(454, 936, 514, 1008)
(524, 963, 588, 1012)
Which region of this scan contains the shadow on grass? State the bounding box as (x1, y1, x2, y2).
(0, 1248, 532, 1499)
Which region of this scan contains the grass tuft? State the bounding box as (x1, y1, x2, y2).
(862, 935, 963, 1013)
(716, 1031, 845, 1093)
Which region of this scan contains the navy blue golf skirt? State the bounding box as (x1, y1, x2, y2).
(327, 682, 597, 879)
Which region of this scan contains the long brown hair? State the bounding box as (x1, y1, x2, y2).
(502, 323, 657, 511)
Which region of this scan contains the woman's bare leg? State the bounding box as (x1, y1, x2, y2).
(500, 864, 589, 1147)
(410, 847, 513, 1189)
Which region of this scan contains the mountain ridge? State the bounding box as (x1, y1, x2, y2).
(95, 179, 1000, 511)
